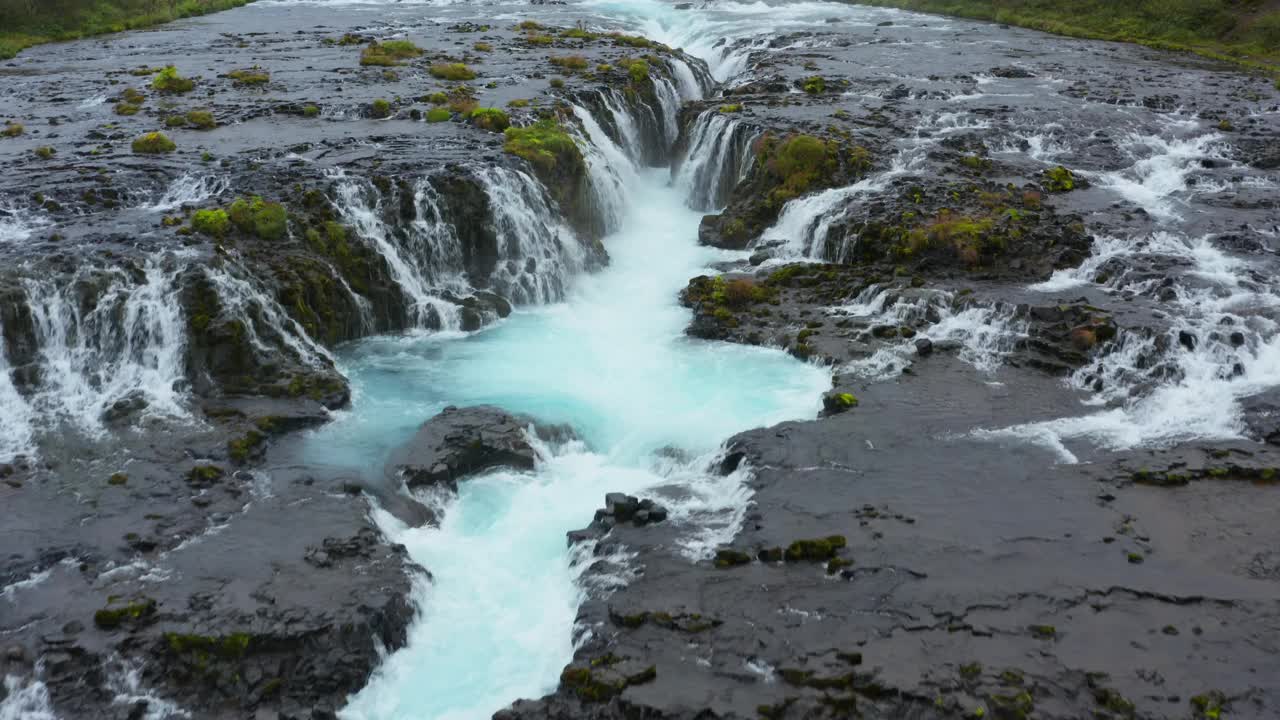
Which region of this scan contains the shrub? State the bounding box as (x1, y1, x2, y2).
(121, 87, 146, 104)
(518, 20, 543, 31)
(503, 119, 582, 172)
(152, 66, 194, 93)
(549, 77, 565, 89)
(165, 115, 186, 127)
(802, 75, 825, 94)
(628, 59, 649, 83)
(549, 55, 589, 71)
(474, 42, 492, 52)
(596, 63, 613, 73)
(429, 63, 476, 80)
(34, 146, 54, 159)
(2, 122, 23, 137)
(361, 40, 422, 66)
(525, 33, 554, 45)
(114, 102, 141, 115)
(370, 99, 392, 119)
(192, 209, 230, 236)
(469, 107, 510, 131)
(426, 107, 451, 122)
(724, 278, 762, 307)
(227, 67, 270, 85)
(131, 132, 176, 153)
(186, 110, 216, 129)
(228, 196, 288, 240)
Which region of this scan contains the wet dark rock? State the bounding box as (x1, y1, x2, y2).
(388, 405, 574, 490)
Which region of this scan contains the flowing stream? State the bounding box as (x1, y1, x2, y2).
(308, 168, 828, 719)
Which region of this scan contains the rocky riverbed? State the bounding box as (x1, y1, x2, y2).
(2, 1, 1279, 719)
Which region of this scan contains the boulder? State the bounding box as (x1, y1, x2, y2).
(387, 405, 575, 489)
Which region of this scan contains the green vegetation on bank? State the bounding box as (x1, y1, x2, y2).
(0, 0, 256, 59)
(845, 0, 1280, 72)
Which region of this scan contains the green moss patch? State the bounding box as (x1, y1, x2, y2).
(152, 65, 194, 93)
(228, 196, 288, 240)
(131, 131, 176, 153)
(192, 209, 230, 236)
(227, 66, 270, 85)
(469, 107, 510, 132)
(360, 40, 422, 66)
(429, 62, 476, 80)
(503, 119, 582, 172)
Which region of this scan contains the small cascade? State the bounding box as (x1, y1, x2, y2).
(201, 259, 335, 368)
(474, 166, 587, 305)
(673, 110, 759, 212)
(145, 173, 230, 213)
(0, 326, 36, 463)
(20, 255, 191, 438)
(0, 670, 56, 720)
(651, 76, 681, 146)
(830, 287, 1027, 379)
(0, 201, 50, 244)
(331, 177, 463, 331)
(668, 56, 710, 99)
(600, 89, 645, 163)
(1095, 131, 1231, 222)
(571, 103, 639, 232)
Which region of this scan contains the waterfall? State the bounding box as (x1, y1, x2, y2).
(332, 177, 463, 331)
(571, 104, 638, 232)
(21, 255, 191, 438)
(673, 110, 759, 212)
(600, 89, 645, 163)
(0, 325, 36, 463)
(201, 259, 335, 367)
(474, 166, 587, 305)
(651, 77, 681, 146)
(145, 173, 230, 213)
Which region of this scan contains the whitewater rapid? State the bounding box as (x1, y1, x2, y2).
(312, 168, 827, 719)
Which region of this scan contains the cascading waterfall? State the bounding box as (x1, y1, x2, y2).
(20, 255, 191, 438)
(201, 259, 335, 368)
(332, 176, 465, 331)
(145, 173, 230, 213)
(571, 103, 640, 230)
(329, 62, 828, 717)
(0, 327, 37, 463)
(672, 109, 759, 211)
(980, 226, 1278, 462)
(473, 166, 588, 305)
(829, 286, 1028, 379)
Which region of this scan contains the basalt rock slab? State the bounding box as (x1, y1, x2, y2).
(388, 405, 576, 490)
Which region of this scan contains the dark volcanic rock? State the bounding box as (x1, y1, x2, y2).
(388, 405, 575, 489)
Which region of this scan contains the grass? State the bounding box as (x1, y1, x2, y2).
(844, 0, 1280, 73)
(152, 65, 194, 93)
(549, 55, 589, 71)
(0, 0, 256, 59)
(469, 107, 510, 131)
(227, 66, 269, 85)
(360, 40, 422, 67)
(429, 62, 476, 80)
(131, 131, 176, 153)
(503, 119, 581, 172)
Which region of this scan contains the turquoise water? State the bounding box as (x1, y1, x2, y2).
(319, 170, 829, 719)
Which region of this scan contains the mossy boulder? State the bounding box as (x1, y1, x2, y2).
(152, 65, 194, 93)
(360, 40, 422, 66)
(714, 548, 752, 568)
(186, 110, 216, 129)
(370, 98, 392, 119)
(228, 196, 288, 240)
(227, 66, 270, 85)
(131, 132, 176, 154)
(783, 535, 847, 562)
(426, 107, 451, 123)
(822, 391, 859, 414)
(192, 209, 230, 237)
(93, 597, 156, 629)
(467, 108, 506, 132)
(429, 62, 476, 80)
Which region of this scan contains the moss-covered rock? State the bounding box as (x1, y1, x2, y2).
(429, 62, 476, 80)
(784, 535, 847, 562)
(93, 597, 156, 629)
(152, 65, 194, 93)
(131, 132, 176, 154)
(469, 107, 510, 132)
(360, 40, 422, 66)
(228, 196, 288, 240)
